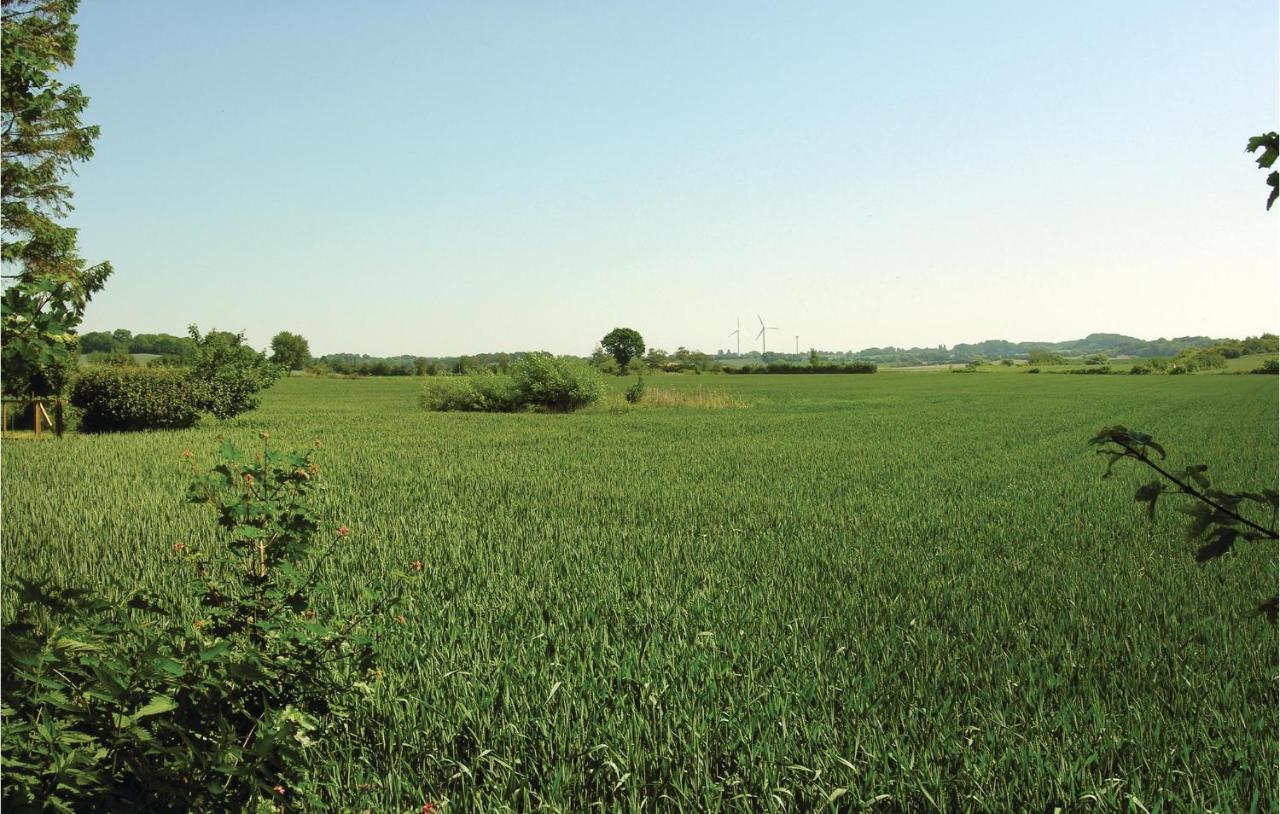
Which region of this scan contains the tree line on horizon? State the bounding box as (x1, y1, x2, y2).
(74, 328, 1278, 376)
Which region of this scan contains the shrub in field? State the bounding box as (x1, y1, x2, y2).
(1251, 359, 1278, 374)
(71, 366, 203, 432)
(0, 438, 415, 811)
(1092, 426, 1278, 621)
(419, 354, 604, 413)
(511, 353, 603, 411)
(419, 373, 522, 412)
(1129, 364, 1152, 374)
(186, 325, 282, 419)
(625, 375, 646, 404)
(1026, 367, 1041, 373)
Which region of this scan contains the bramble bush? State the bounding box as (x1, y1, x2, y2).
(1, 437, 419, 811)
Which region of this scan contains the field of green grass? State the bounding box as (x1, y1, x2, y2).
(3, 373, 1276, 811)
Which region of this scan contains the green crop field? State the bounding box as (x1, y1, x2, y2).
(3, 373, 1276, 811)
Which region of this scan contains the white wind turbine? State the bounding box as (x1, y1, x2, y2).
(755, 314, 779, 354)
(728, 318, 742, 355)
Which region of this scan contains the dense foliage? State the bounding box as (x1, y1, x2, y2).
(418, 372, 522, 413)
(186, 325, 282, 419)
(78, 329, 195, 358)
(510, 352, 604, 411)
(6, 374, 1274, 810)
(69, 329, 283, 431)
(1, 438, 415, 811)
(70, 366, 202, 432)
(1247, 131, 1278, 210)
(600, 327, 645, 373)
(420, 352, 604, 413)
(269, 331, 311, 371)
(1, 0, 112, 397)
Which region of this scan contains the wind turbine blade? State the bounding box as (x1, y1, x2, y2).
(755, 328, 765, 339)
(757, 314, 765, 327)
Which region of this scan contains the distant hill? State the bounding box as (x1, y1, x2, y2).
(712, 332, 1276, 367)
(845, 333, 1269, 366)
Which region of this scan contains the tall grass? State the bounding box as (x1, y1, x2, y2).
(593, 384, 748, 411)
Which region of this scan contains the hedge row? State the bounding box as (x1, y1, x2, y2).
(71, 367, 204, 432)
(726, 362, 877, 374)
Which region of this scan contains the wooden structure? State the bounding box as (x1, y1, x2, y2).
(1, 397, 63, 438)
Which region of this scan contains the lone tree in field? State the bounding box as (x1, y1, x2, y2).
(601, 327, 644, 374)
(269, 330, 311, 370)
(187, 325, 282, 419)
(1, 0, 112, 396)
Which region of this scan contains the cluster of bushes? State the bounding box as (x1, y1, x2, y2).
(68, 327, 281, 432)
(420, 353, 604, 413)
(1068, 365, 1112, 375)
(72, 368, 204, 431)
(1171, 347, 1227, 372)
(1252, 359, 1279, 374)
(78, 329, 195, 358)
(726, 361, 877, 374)
(1201, 333, 1278, 359)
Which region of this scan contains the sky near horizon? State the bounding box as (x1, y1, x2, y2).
(64, 1, 1277, 357)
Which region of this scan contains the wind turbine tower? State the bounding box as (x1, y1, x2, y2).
(755, 314, 779, 354)
(728, 318, 741, 355)
(795, 335, 799, 354)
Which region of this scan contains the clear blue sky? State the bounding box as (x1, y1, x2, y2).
(66, 1, 1277, 356)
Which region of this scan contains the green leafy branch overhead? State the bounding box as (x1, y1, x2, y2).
(1091, 426, 1278, 622)
(1246, 131, 1278, 210)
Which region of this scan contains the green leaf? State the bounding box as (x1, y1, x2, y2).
(131, 694, 177, 720)
(150, 656, 184, 677)
(1246, 132, 1279, 169)
(199, 642, 231, 662)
